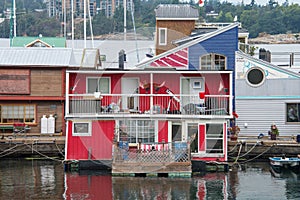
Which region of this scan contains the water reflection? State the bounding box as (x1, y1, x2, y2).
(0, 159, 64, 200)
(0, 160, 300, 200)
(64, 171, 229, 200)
(64, 171, 112, 199)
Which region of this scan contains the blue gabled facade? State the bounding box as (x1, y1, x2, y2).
(188, 26, 239, 70)
(186, 25, 238, 114)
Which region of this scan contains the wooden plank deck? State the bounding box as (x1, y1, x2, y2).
(228, 135, 300, 161)
(112, 162, 191, 176)
(0, 133, 65, 158)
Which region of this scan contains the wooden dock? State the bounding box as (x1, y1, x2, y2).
(0, 133, 65, 158)
(228, 135, 300, 162)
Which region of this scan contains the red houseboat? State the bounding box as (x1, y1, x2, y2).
(64, 5, 238, 175)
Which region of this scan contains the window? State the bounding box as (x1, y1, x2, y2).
(200, 54, 226, 70)
(0, 104, 35, 124)
(72, 121, 92, 136)
(172, 123, 182, 142)
(246, 67, 265, 87)
(119, 120, 155, 143)
(193, 81, 201, 89)
(287, 103, 300, 123)
(206, 124, 223, 153)
(188, 123, 198, 153)
(159, 28, 167, 45)
(87, 77, 110, 94)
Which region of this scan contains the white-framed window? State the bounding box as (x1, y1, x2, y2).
(87, 77, 110, 94)
(200, 53, 226, 70)
(0, 104, 36, 124)
(287, 103, 300, 123)
(158, 28, 167, 45)
(72, 121, 92, 136)
(118, 120, 156, 143)
(206, 123, 223, 154)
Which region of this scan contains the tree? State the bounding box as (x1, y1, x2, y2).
(91, 11, 114, 35)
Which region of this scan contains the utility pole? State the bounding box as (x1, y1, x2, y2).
(124, 0, 126, 41)
(9, 0, 16, 46)
(84, 0, 87, 48)
(71, 0, 74, 48)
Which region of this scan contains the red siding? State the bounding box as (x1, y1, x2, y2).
(66, 120, 115, 160)
(158, 120, 168, 143)
(223, 122, 227, 161)
(199, 124, 206, 151)
(69, 73, 230, 98)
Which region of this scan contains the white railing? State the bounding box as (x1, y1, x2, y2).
(113, 142, 190, 163)
(67, 93, 230, 117)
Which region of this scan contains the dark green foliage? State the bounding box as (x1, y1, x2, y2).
(0, 0, 300, 39)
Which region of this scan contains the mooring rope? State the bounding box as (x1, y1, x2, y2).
(233, 143, 243, 164)
(239, 144, 275, 164)
(24, 143, 64, 163)
(228, 142, 239, 154)
(0, 144, 27, 158)
(0, 144, 23, 155)
(54, 141, 64, 157)
(238, 141, 259, 158)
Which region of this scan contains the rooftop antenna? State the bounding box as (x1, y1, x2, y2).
(130, 0, 139, 62)
(87, 0, 94, 48)
(71, 0, 74, 48)
(13, 0, 16, 37)
(84, 0, 87, 48)
(9, 0, 16, 46)
(124, 0, 126, 40)
(64, 0, 67, 37)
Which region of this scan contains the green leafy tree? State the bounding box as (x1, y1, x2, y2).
(283, 4, 300, 33)
(112, 6, 133, 33)
(91, 11, 114, 35)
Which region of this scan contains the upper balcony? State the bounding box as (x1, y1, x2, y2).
(66, 93, 231, 119)
(65, 70, 233, 119)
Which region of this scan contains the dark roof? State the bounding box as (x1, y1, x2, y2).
(155, 4, 199, 20)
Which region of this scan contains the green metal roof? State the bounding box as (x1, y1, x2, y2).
(11, 36, 67, 48)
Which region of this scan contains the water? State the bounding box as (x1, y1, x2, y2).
(0, 159, 299, 200)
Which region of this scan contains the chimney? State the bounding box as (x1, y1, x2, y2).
(119, 49, 126, 69)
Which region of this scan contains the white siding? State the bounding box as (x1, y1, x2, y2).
(236, 99, 300, 136)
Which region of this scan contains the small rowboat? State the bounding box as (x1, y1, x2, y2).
(269, 156, 300, 173)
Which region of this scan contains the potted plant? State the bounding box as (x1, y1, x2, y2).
(269, 123, 279, 140)
(228, 125, 240, 141)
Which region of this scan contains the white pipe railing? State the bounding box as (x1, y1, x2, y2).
(67, 93, 231, 116)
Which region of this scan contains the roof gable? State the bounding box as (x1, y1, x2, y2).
(236, 51, 300, 79)
(136, 23, 239, 69)
(11, 36, 66, 48)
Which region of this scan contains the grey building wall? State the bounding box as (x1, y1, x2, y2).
(236, 79, 300, 136)
(236, 99, 300, 136)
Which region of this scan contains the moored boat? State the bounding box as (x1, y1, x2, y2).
(269, 156, 300, 173)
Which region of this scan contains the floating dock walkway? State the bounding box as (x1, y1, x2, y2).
(228, 135, 300, 163)
(0, 133, 65, 159)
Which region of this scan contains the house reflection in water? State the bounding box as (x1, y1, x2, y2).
(63, 172, 230, 199)
(63, 172, 112, 199)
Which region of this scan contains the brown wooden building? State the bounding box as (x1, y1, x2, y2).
(0, 47, 101, 135)
(154, 4, 199, 55)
